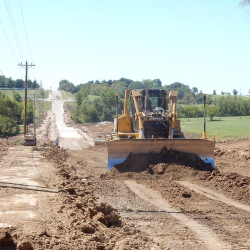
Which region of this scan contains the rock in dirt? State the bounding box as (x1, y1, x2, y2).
(93, 212, 108, 226)
(95, 202, 116, 217)
(182, 192, 192, 198)
(106, 210, 119, 224)
(0, 232, 16, 249)
(81, 222, 96, 233)
(18, 241, 34, 250)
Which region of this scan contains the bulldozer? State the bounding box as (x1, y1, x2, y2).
(106, 89, 215, 170)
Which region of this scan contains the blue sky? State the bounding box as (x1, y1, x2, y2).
(0, 0, 249, 94)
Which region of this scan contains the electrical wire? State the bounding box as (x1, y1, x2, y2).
(0, 19, 19, 63)
(19, 0, 34, 63)
(5, 0, 25, 61)
(7, 0, 26, 60)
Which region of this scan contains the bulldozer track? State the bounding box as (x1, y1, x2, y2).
(124, 180, 232, 250)
(177, 181, 250, 213)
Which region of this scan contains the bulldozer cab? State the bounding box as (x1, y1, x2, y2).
(129, 89, 167, 114)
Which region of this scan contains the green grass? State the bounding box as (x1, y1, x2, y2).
(44, 101, 52, 110)
(65, 101, 77, 108)
(88, 94, 99, 100)
(180, 116, 250, 141)
(65, 91, 74, 98)
(60, 91, 74, 99)
(0, 89, 49, 99)
(0, 89, 36, 99)
(60, 91, 66, 99)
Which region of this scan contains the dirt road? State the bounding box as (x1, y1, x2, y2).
(1, 101, 250, 249)
(50, 91, 93, 150)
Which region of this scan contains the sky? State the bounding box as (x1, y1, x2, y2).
(0, 0, 249, 94)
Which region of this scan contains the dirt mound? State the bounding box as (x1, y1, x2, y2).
(103, 148, 213, 180)
(31, 147, 155, 249)
(204, 170, 250, 203)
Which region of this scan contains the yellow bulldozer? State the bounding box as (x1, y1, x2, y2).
(106, 89, 215, 170)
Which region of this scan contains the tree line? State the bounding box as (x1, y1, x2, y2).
(0, 75, 39, 89)
(0, 90, 34, 137)
(59, 78, 250, 123)
(178, 95, 250, 120)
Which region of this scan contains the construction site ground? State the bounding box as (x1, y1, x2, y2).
(1, 105, 250, 249)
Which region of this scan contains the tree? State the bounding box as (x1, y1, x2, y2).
(59, 79, 70, 86)
(0, 91, 22, 136)
(129, 81, 144, 89)
(165, 82, 192, 99)
(74, 87, 89, 106)
(151, 79, 162, 87)
(221, 91, 225, 95)
(213, 90, 217, 95)
(239, 0, 250, 7)
(180, 105, 202, 118)
(119, 77, 133, 87)
(233, 89, 238, 95)
(192, 87, 198, 94)
(58, 80, 77, 94)
(15, 79, 24, 88)
(206, 105, 220, 121)
(180, 92, 195, 105)
(13, 91, 22, 102)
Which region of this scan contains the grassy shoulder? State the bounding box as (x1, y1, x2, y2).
(44, 101, 52, 110)
(180, 116, 250, 141)
(60, 91, 74, 99)
(64, 101, 77, 108)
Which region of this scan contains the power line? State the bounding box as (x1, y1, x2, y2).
(5, 0, 25, 61)
(7, 0, 26, 60)
(0, 19, 19, 62)
(19, 0, 34, 63)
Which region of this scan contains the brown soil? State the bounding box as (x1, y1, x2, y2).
(103, 148, 213, 181)
(1, 112, 250, 249)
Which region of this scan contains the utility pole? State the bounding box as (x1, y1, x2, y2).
(18, 61, 35, 135)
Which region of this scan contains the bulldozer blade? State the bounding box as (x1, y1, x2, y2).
(24, 140, 36, 146)
(106, 138, 215, 170)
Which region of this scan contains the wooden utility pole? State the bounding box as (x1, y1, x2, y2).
(18, 61, 35, 135)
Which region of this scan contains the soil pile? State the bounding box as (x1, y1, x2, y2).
(40, 147, 155, 249)
(103, 147, 213, 180)
(203, 170, 250, 204)
(215, 147, 250, 166)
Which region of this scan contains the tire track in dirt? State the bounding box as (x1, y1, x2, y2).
(125, 180, 232, 250)
(177, 181, 250, 213)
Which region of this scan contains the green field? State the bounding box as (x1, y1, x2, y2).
(65, 101, 77, 108)
(60, 90, 74, 99)
(1, 89, 35, 99)
(180, 116, 250, 141)
(0, 89, 48, 99)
